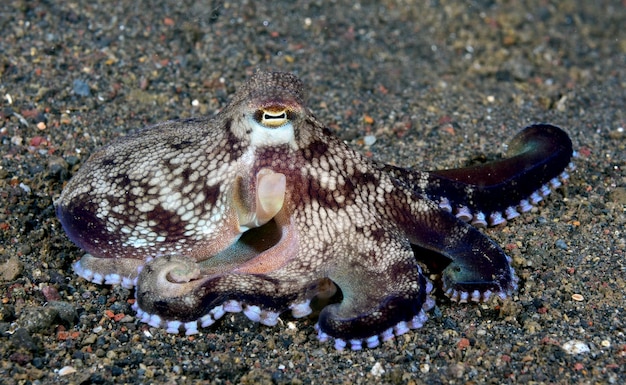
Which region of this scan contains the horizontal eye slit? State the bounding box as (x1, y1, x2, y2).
(265, 111, 286, 120)
(256, 108, 289, 127)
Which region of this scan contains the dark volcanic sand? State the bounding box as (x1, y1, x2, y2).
(1, 1, 624, 384)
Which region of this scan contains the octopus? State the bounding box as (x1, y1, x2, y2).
(55, 71, 574, 350)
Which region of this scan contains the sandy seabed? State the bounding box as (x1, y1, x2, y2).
(1, 1, 624, 384)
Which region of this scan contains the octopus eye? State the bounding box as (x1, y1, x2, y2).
(255, 107, 290, 128)
(248, 105, 296, 147)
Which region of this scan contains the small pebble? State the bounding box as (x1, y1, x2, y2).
(363, 135, 376, 146)
(72, 79, 91, 97)
(555, 239, 568, 250)
(48, 301, 78, 324)
(561, 340, 590, 355)
(19, 183, 31, 193)
(9, 328, 39, 353)
(571, 293, 584, 301)
(448, 363, 465, 378)
(18, 306, 58, 333)
(0, 256, 23, 281)
(370, 362, 385, 376)
(42, 285, 62, 301)
(58, 366, 77, 376)
(32, 357, 44, 369)
(47, 156, 69, 179)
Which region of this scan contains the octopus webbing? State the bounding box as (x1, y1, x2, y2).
(55, 71, 574, 350)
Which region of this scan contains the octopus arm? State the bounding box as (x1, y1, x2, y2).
(401, 202, 516, 301)
(135, 254, 303, 322)
(317, 234, 431, 341)
(134, 212, 305, 323)
(399, 124, 573, 217)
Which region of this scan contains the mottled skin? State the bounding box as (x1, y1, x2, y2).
(56, 71, 573, 350)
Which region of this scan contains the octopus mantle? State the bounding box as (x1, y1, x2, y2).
(56, 71, 574, 350)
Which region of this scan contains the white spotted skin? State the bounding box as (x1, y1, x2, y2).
(56, 71, 572, 349)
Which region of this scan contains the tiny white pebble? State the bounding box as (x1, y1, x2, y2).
(58, 366, 77, 376)
(19, 183, 31, 193)
(562, 340, 590, 355)
(370, 362, 385, 376)
(363, 135, 376, 146)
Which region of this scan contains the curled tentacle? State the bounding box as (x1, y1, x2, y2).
(396, 196, 517, 305)
(135, 255, 314, 333)
(316, 239, 431, 344)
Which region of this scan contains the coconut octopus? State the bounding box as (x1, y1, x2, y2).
(56, 71, 574, 350)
